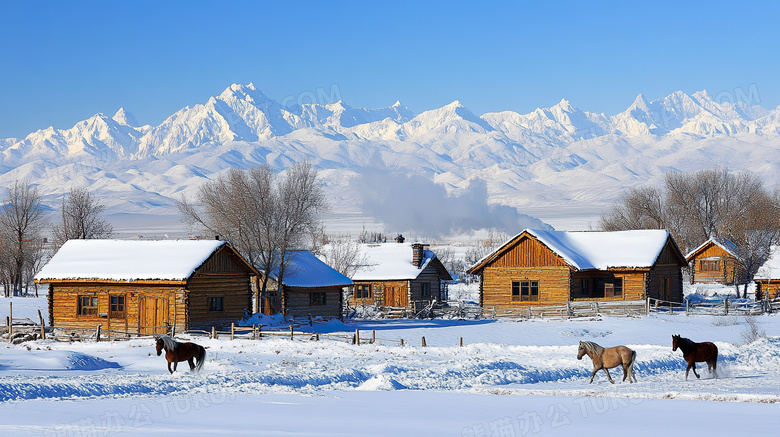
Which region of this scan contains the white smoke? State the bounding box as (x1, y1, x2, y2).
(352, 170, 552, 237)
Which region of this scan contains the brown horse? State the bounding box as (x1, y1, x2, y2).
(155, 335, 206, 374)
(577, 340, 637, 384)
(672, 335, 718, 380)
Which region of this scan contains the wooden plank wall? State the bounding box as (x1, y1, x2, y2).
(187, 272, 251, 330)
(689, 244, 740, 285)
(350, 280, 408, 307)
(284, 286, 342, 318)
(482, 266, 571, 308)
(570, 271, 647, 301)
(489, 235, 569, 268)
(49, 283, 185, 334)
(756, 281, 780, 299)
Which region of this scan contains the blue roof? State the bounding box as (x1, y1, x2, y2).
(271, 250, 352, 288)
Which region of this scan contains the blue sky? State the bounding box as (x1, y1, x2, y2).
(1, 1, 778, 138)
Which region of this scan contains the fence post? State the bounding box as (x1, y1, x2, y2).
(231, 323, 235, 340)
(258, 324, 263, 338)
(400, 338, 404, 346)
(308, 314, 313, 326)
(211, 326, 216, 339)
(725, 299, 729, 316)
(96, 325, 101, 342)
(372, 330, 376, 344)
(289, 325, 294, 340)
(459, 337, 463, 347)
(5, 316, 10, 343)
(646, 297, 650, 316)
(38, 309, 45, 340)
(421, 336, 427, 347)
(355, 329, 360, 346)
(315, 333, 319, 341)
(686, 299, 689, 317)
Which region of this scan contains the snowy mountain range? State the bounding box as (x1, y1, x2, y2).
(2, 83, 780, 232)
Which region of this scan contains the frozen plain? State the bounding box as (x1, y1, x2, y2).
(1, 292, 779, 436)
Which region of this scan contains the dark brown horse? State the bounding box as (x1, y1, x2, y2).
(155, 335, 206, 374)
(672, 335, 718, 380)
(577, 341, 637, 384)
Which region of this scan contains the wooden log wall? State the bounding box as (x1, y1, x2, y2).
(187, 272, 251, 330)
(49, 283, 185, 335)
(284, 286, 343, 318)
(689, 245, 741, 285)
(482, 266, 571, 309)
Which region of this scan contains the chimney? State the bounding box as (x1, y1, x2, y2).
(412, 243, 428, 268)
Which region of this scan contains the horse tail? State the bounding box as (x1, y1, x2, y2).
(195, 345, 206, 372)
(628, 349, 638, 382)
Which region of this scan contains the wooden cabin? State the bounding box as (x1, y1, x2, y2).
(686, 238, 743, 285)
(34, 239, 259, 335)
(466, 229, 687, 311)
(754, 245, 780, 300)
(258, 250, 352, 319)
(349, 242, 453, 311)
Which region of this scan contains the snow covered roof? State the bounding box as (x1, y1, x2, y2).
(755, 245, 780, 280)
(685, 237, 739, 260)
(35, 239, 235, 282)
(351, 243, 439, 281)
(271, 251, 352, 288)
(470, 228, 679, 272)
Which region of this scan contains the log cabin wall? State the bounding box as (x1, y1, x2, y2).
(755, 280, 780, 299)
(48, 282, 185, 335)
(186, 248, 254, 330)
(480, 235, 572, 309)
(689, 244, 740, 285)
(283, 286, 343, 318)
(350, 280, 409, 308)
(482, 266, 572, 308)
(569, 271, 647, 301)
(409, 267, 443, 302)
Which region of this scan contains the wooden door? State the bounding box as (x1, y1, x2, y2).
(141, 297, 169, 335)
(660, 277, 671, 302)
(384, 286, 408, 308)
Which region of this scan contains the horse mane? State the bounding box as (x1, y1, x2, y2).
(581, 341, 605, 356)
(676, 336, 695, 351)
(157, 335, 179, 351)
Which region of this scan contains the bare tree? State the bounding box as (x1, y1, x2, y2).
(320, 236, 368, 278)
(179, 162, 328, 315)
(600, 168, 780, 298)
(52, 187, 113, 251)
(0, 181, 49, 297)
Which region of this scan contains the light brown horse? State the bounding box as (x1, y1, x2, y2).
(156, 335, 206, 374)
(577, 340, 637, 384)
(672, 334, 718, 380)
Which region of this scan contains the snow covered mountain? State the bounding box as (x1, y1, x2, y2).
(2, 83, 780, 231)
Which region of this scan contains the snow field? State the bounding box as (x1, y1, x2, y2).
(2, 295, 780, 435)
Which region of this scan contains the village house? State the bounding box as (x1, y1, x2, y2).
(685, 237, 743, 285)
(466, 229, 687, 311)
(257, 250, 352, 319)
(754, 245, 780, 300)
(348, 241, 452, 312)
(34, 239, 259, 335)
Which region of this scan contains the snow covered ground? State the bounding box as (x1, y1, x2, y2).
(2, 294, 779, 436)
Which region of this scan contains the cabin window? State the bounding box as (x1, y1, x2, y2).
(699, 259, 719, 272)
(421, 283, 431, 297)
(208, 297, 224, 312)
(512, 281, 539, 301)
(109, 295, 126, 318)
(604, 278, 623, 297)
(580, 278, 590, 297)
(78, 296, 98, 316)
(310, 292, 327, 306)
(355, 284, 372, 299)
